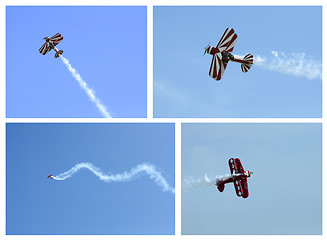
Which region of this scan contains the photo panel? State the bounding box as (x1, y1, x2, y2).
(154, 6, 322, 118)
(6, 123, 175, 235)
(182, 123, 322, 234)
(6, 6, 147, 118)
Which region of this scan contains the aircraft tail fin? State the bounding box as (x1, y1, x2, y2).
(241, 53, 253, 72)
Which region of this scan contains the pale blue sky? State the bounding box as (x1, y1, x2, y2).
(154, 6, 322, 118)
(6, 123, 175, 234)
(6, 6, 147, 118)
(182, 123, 322, 234)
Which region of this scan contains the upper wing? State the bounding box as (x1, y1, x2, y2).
(209, 52, 228, 80)
(50, 33, 63, 46)
(39, 42, 51, 55)
(216, 28, 238, 53)
(228, 158, 244, 174)
(233, 179, 249, 198)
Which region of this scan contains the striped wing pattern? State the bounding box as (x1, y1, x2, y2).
(39, 42, 51, 55)
(209, 52, 227, 80)
(49, 33, 63, 46)
(208, 28, 237, 80)
(216, 28, 238, 53)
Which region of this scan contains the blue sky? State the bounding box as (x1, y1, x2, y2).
(154, 6, 322, 118)
(181, 123, 322, 234)
(6, 123, 175, 234)
(6, 6, 147, 118)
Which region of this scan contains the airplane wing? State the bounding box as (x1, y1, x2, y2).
(49, 33, 63, 46)
(209, 52, 228, 80)
(216, 28, 238, 53)
(39, 42, 51, 55)
(229, 158, 244, 174)
(233, 179, 249, 198)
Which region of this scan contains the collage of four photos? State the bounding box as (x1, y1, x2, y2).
(4, 5, 323, 237)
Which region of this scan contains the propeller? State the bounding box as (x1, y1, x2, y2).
(203, 44, 210, 56)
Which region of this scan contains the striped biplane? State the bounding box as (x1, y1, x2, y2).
(39, 33, 64, 58)
(204, 28, 253, 80)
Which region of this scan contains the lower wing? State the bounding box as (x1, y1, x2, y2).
(39, 42, 51, 55)
(233, 179, 249, 198)
(209, 52, 228, 80)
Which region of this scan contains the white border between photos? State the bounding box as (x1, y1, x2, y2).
(1, 0, 325, 240)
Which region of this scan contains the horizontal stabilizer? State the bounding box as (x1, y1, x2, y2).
(241, 54, 253, 72)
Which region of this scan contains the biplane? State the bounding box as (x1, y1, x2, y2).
(47, 175, 54, 179)
(204, 28, 253, 80)
(39, 33, 64, 58)
(215, 158, 252, 198)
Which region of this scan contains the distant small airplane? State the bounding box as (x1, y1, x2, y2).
(204, 28, 253, 80)
(216, 158, 252, 198)
(39, 33, 64, 58)
(47, 175, 54, 179)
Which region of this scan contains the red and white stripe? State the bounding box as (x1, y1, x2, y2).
(216, 28, 238, 53)
(38, 42, 51, 55)
(209, 52, 228, 80)
(39, 33, 63, 56)
(49, 33, 63, 46)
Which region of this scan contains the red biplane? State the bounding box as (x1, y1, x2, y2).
(204, 28, 253, 80)
(215, 158, 252, 198)
(47, 175, 54, 179)
(39, 33, 64, 58)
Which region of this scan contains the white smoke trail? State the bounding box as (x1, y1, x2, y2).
(60, 56, 111, 118)
(182, 174, 229, 192)
(52, 162, 174, 194)
(254, 51, 322, 80)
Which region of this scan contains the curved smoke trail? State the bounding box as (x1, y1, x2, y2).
(254, 51, 322, 80)
(182, 174, 229, 192)
(60, 56, 111, 118)
(52, 162, 175, 194)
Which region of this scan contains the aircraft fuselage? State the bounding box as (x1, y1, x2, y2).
(215, 170, 252, 193)
(206, 46, 248, 64)
(216, 172, 250, 185)
(44, 37, 60, 53)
